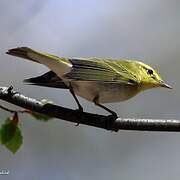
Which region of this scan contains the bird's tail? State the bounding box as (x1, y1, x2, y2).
(6, 47, 72, 77)
(7, 47, 43, 63)
(24, 71, 68, 89)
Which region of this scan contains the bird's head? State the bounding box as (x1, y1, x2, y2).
(133, 61, 172, 91)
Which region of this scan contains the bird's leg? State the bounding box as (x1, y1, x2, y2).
(69, 83, 84, 126)
(69, 83, 83, 112)
(93, 95, 117, 130)
(93, 95, 117, 117)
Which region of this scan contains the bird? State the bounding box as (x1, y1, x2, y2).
(6, 47, 172, 116)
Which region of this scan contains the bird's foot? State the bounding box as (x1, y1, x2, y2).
(6, 85, 18, 96)
(74, 107, 84, 126)
(105, 112, 118, 131)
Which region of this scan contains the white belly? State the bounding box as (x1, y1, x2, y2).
(69, 81, 139, 103)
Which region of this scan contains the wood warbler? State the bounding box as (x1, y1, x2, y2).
(7, 47, 172, 116)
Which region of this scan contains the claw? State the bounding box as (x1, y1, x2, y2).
(7, 85, 13, 94)
(105, 114, 118, 131)
(74, 107, 84, 126)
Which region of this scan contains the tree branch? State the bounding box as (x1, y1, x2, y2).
(0, 86, 179, 132)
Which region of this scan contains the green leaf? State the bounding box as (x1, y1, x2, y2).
(25, 99, 52, 121)
(5, 127, 22, 154)
(41, 99, 54, 105)
(0, 118, 23, 153)
(29, 111, 51, 121)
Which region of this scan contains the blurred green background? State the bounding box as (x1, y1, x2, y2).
(0, 0, 180, 179)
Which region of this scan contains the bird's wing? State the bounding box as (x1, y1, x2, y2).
(63, 58, 139, 85)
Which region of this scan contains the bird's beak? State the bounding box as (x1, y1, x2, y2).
(160, 80, 172, 89)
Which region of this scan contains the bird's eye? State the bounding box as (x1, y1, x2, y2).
(128, 79, 135, 84)
(147, 69, 153, 75)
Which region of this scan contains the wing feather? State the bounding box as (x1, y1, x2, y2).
(63, 58, 138, 85)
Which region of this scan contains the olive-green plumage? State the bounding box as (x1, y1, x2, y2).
(6, 47, 171, 115)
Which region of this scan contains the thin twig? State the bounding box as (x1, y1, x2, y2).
(0, 105, 16, 113)
(0, 86, 179, 132)
(0, 105, 26, 114)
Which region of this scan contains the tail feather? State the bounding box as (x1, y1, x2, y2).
(6, 47, 39, 63)
(24, 71, 68, 89)
(7, 47, 72, 77)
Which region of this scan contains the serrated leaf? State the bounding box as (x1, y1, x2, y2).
(0, 118, 16, 143)
(0, 118, 23, 153)
(29, 111, 51, 121)
(5, 126, 22, 153)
